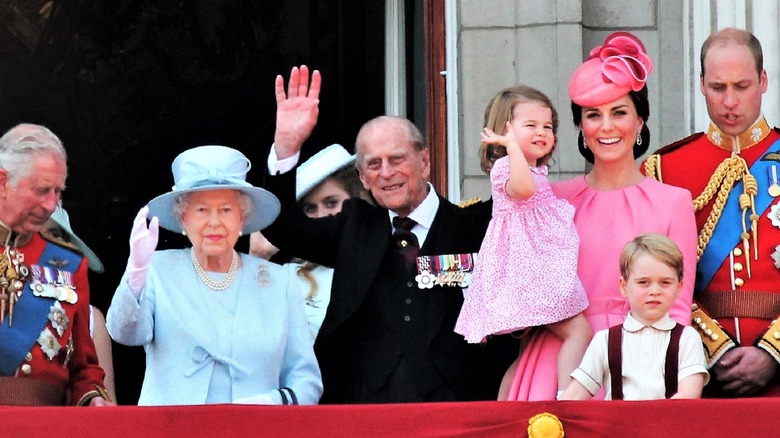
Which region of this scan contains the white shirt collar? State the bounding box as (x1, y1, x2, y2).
(622, 312, 677, 332)
(388, 183, 438, 228)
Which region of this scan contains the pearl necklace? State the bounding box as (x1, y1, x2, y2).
(191, 248, 239, 291)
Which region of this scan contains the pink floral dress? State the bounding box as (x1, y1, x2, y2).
(455, 156, 588, 343)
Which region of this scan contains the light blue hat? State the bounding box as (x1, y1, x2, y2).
(147, 145, 280, 234)
(296, 144, 356, 201)
(49, 205, 105, 273)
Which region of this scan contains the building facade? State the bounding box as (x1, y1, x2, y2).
(450, 0, 780, 201)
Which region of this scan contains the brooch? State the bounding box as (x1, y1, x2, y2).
(255, 264, 272, 288)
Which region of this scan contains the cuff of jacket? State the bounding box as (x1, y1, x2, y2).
(692, 302, 736, 368)
(76, 385, 111, 406)
(756, 317, 780, 366)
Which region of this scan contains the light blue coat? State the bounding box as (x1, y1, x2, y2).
(106, 250, 322, 405)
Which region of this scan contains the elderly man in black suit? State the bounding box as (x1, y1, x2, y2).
(263, 65, 516, 404)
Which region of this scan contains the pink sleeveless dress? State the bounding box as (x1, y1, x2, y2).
(454, 157, 588, 343)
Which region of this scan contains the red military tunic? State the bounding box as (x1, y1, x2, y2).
(644, 117, 780, 395)
(0, 225, 106, 405)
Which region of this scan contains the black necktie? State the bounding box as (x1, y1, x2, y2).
(392, 216, 419, 272)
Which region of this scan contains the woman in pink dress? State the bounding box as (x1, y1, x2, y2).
(455, 85, 590, 397)
(505, 32, 698, 401)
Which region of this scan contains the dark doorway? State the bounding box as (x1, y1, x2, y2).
(0, 0, 385, 404)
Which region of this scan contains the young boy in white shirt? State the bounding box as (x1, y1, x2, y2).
(560, 233, 708, 400)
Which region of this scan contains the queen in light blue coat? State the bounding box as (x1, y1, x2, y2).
(106, 145, 322, 406)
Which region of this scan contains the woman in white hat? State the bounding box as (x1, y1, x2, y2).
(250, 144, 367, 339)
(106, 145, 322, 406)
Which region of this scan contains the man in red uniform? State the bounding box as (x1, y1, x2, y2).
(0, 123, 112, 405)
(644, 28, 780, 397)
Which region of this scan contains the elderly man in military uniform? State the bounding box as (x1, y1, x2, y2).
(644, 28, 780, 397)
(0, 123, 112, 405)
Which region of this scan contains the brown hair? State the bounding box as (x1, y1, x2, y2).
(478, 85, 559, 174)
(619, 233, 684, 281)
(700, 27, 763, 77)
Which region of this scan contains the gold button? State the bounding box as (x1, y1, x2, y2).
(711, 334, 719, 341)
(735, 278, 745, 287)
(21, 364, 32, 375)
(733, 262, 743, 272)
(699, 323, 707, 330)
(25, 353, 32, 362)
(774, 332, 780, 340)
(733, 248, 743, 257)
(705, 329, 713, 336)
(694, 317, 702, 324)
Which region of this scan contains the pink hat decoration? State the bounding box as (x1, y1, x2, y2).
(569, 32, 654, 107)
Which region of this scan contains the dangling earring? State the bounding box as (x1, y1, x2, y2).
(182, 230, 187, 236)
(636, 132, 642, 146)
(583, 142, 589, 150)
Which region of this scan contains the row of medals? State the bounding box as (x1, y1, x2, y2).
(0, 247, 29, 326)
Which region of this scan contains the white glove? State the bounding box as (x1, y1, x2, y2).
(234, 391, 278, 405)
(126, 206, 159, 298)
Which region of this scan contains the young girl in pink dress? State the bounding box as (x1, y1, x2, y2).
(455, 86, 591, 397)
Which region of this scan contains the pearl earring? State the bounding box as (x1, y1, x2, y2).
(182, 230, 187, 236)
(636, 132, 642, 146)
(238, 231, 243, 237)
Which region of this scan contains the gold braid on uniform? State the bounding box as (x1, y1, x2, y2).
(643, 154, 661, 183)
(692, 155, 757, 268)
(457, 197, 481, 208)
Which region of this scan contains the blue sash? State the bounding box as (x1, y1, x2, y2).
(696, 138, 780, 291)
(0, 240, 81, 376)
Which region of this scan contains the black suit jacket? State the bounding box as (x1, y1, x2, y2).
(263, 171, 516, 402)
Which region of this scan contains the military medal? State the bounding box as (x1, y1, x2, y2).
(414, 253, 477, 288)
(772, 245, 780, 270)
(48, 301, 70, 336)
(768, 205, 780, 229)
(37, 327, 61, 360)
(768, 165, 780, 197)
(63, 335, 74, 368)
(29, 265, 78, 304)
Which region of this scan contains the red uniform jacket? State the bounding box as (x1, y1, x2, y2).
(644, 119, 780, 388)
(0, 227, 106, 405)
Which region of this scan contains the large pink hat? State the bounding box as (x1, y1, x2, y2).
(569, 32, 653, 107)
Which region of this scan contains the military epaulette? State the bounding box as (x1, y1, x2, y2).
(651, 132, 706, 156)
(39, 229, 82, 255)
(458, 197, 481, 208)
